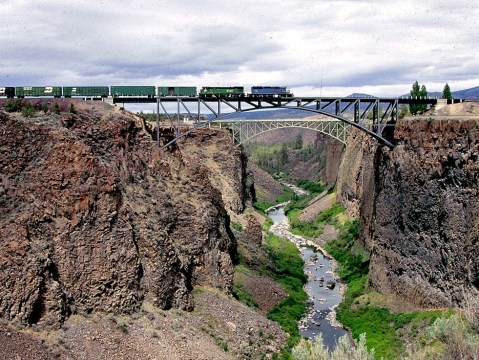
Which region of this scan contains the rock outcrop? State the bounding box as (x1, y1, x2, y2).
(0, 106, 250, 328)
(337, 117, 479, 309)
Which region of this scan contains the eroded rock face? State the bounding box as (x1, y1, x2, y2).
(337, 119, 479, 308)
(0, 109, 248, 327)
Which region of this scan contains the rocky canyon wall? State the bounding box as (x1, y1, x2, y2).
(0, 106, 250, 328)
(337, 118, 479, 309)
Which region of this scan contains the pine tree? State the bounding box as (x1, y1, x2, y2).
(419, 84, 428, 113)
(409, 81, 428, 115)
(409, 81, 421, 115)
(443, 83, 452, 100)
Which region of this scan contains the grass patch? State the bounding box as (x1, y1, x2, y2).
(264, 233, 308, 348)
(231, 283, 259, 309)
(253, 201, 274, 214)
(231, 221, 243, 232)
(262, 215, 273, 232)
(288, 208, 323, 238)
(316, 203, 344, 225)
(294, 179, 324, 194)
(284, 193, 316, 214)
(286, 197, 345, 239)
(253, 187, 295, 215)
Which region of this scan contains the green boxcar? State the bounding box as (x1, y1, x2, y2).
(15, 86, 62, 98)
(0, 87, 15, 98)
(199, 86, 244, 98)
(63, 86, 109, 98)
(111, 86, 156, 97)
(157, 86, 197, 97)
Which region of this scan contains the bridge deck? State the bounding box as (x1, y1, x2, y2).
(113, 96, 439, 105)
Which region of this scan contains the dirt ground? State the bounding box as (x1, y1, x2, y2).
(0, 288, 287, 360)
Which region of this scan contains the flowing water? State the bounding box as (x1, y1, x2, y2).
(268, 207, 350, 351)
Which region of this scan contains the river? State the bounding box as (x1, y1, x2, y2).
(268, 206, 350, 351)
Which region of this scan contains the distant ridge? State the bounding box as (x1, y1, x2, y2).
(452, 86, 479, 100)
(346, 93, 377, 98)
(400, 85, 479, 100)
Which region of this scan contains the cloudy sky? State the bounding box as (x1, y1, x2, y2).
(1, 0, 478, 97)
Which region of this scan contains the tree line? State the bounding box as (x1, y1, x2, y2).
(409, 81, 453, 115)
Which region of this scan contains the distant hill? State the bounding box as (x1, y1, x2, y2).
(346, 93, 377, 98)
(452, 86, 479, 100)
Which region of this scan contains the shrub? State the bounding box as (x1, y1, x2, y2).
(463, 289, 479, 332)
(5, 99, 22, 112)
(21, 103, 35, 117)
(54, 102, 61, 114)
(292, 333, 375, 360)
(231, 221, 243, 232)
(40, 102, 49, 113)
(69, 103, 77, 114)
(425, 314, 479, 359)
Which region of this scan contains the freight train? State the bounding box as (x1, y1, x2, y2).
(0, 86, 293, 99)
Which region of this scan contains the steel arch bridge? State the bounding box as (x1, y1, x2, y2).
(224, 118, 350, 146)
(114, 96, 438, 149)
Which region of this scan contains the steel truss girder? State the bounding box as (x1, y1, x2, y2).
(226, 120, 350, 145)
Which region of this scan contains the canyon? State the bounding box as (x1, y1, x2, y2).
(0, 99, 478, 358)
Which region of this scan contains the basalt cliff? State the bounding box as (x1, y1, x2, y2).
(337, 104, 479, 309)
(0, 102, 252, 329)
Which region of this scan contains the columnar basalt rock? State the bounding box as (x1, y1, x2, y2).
(337, 118, 479, 309)
(0, 108, 250, 327)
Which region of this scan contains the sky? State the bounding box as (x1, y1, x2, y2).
(1, 0, 478, 98)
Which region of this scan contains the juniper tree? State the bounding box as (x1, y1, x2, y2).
(443, 83, 452, 100)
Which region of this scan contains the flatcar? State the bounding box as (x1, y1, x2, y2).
(63, 86, 109, 98)
(157, 86, 197, 97)
(15, 86, 62, 98)
(199, 86, 245, 98)
(0, 87, 15, 98)
(251, 86, 292, 98)
(111, 86, 156, 98)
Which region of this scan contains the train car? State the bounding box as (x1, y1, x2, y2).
(63, 86, 109, 98)
(251, 86, 292, 97)
(111, 86, 156, 97)
(157, 86, 197, 97)
(0, 87, 15, 98)
(15, 86, 62, 98)
(199, 86, 244, 98)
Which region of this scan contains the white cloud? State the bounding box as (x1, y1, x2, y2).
(0, 0, 478, 97)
